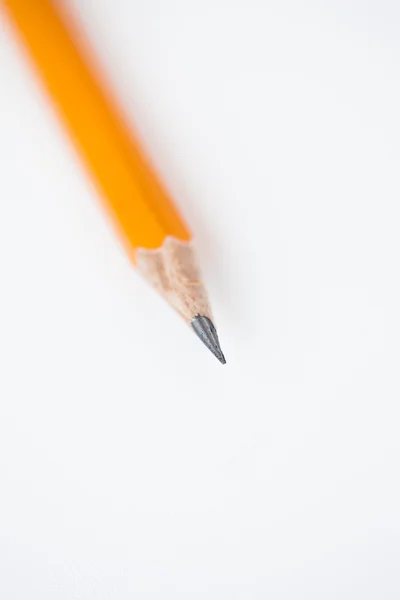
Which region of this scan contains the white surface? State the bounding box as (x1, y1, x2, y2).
(1, 1, 400, 598)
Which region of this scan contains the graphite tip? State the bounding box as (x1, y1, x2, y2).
(191, 315, 226, 364)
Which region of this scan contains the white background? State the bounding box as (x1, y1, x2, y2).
(1, 1, 400, 598)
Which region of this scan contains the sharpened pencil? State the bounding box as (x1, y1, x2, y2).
(2, 0, 225, 364)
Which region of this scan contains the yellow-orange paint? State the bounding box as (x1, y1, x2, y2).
(2, 0, 191, 259)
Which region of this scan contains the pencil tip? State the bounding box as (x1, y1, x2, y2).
(191, 315, 226, 364)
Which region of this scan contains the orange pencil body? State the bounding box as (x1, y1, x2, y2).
(2, 0, 190, 259)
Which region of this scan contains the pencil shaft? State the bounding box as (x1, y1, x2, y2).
(2, 0, 190, 256)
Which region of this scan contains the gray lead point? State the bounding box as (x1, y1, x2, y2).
(191, 315, 226, 364)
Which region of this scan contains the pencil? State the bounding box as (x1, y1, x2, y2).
(2, 0, 225, 364)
